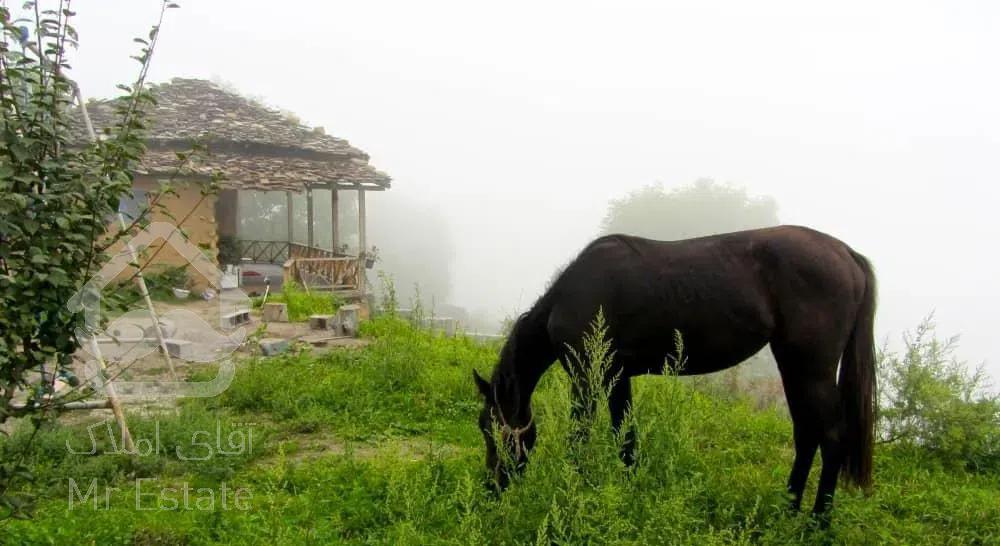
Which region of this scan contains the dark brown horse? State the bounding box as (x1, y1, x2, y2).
(474, 225, 876, 516)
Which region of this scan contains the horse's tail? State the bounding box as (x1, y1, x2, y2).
(839, 250, 877, 491)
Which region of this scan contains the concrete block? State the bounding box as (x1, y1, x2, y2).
(259, 337, 290, 356)
(164, 338, 195, 359)
(222, 310, 251, 329)
(262, 302, 289, 322)
(338, 304, 361, 337)
(143, 318, 177, 339)
(309, 314, 341, 332)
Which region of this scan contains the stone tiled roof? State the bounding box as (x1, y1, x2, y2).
(76, 78, 391, 191)
(137, 149, 390, 192)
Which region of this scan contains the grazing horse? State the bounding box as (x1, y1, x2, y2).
(474, 225, 876, 516)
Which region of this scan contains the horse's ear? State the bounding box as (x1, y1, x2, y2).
(472, 370, 491, 399)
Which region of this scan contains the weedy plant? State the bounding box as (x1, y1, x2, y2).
(878, 315, 1000, 472)
(260, 281, 342, 322)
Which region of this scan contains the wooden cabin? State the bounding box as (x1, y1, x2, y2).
(80, 78, 391, 299)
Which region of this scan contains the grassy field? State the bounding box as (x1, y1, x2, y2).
(2, 316, 999, 545)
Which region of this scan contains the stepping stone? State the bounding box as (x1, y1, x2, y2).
(259, 338, 290, 356)
(262, 302, 289, 322)
(309, 314, 341, 332)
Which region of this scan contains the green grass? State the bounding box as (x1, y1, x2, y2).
(251, 281, 343, 322)
(2, 316, 999, 544)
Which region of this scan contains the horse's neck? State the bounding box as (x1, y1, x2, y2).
(496, 313, 555, 415)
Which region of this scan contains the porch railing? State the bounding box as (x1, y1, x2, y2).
(237, 240, 290, 264)
(237, 240, 354, 264)
(283, 256, 362, 292)
(237, 239, 364, 292)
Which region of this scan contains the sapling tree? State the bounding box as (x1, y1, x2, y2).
(0, 0, 195, 518)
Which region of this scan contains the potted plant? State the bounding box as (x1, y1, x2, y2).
(363, 246, 379, 269)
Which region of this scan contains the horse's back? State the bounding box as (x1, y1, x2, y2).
(545, 226, 868, 374)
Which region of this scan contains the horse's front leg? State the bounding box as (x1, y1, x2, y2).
(609, 377, 636, 466)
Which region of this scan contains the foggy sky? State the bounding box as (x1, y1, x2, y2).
(64, 1, 999, 375)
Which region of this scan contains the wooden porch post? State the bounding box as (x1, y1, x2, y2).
(285, 191, 294, 245)
(306, 186, 314, 248)
(331, 185, 340, 253)
(358, 185, 367, 294)
(358, 186, 367, 255)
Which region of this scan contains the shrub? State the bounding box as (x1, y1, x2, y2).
(878, 316, 1000, 472)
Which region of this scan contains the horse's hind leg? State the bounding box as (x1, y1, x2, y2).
(774, 344, 841, 514)
(810, 380, 845, 517)
(785, 397, 820, 510)
(609, 377, 636, 466)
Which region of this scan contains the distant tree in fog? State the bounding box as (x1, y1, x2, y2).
(600, 178, 782, 378)
(601, 178, 779, 240)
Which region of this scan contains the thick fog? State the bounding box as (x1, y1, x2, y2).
(67, 1, 998, 375)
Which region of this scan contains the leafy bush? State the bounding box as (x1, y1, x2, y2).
(878, 316, 1000, 472)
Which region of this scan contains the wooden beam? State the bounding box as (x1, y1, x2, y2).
(286, 191, 294, 245)
(331, 187, 340, 253)
(325, 183, 388, 191)
(306, 186, 314, 248)
(9, 399, 113, 411)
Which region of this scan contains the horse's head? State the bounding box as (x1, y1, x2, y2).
(473, 369, 536, 492)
